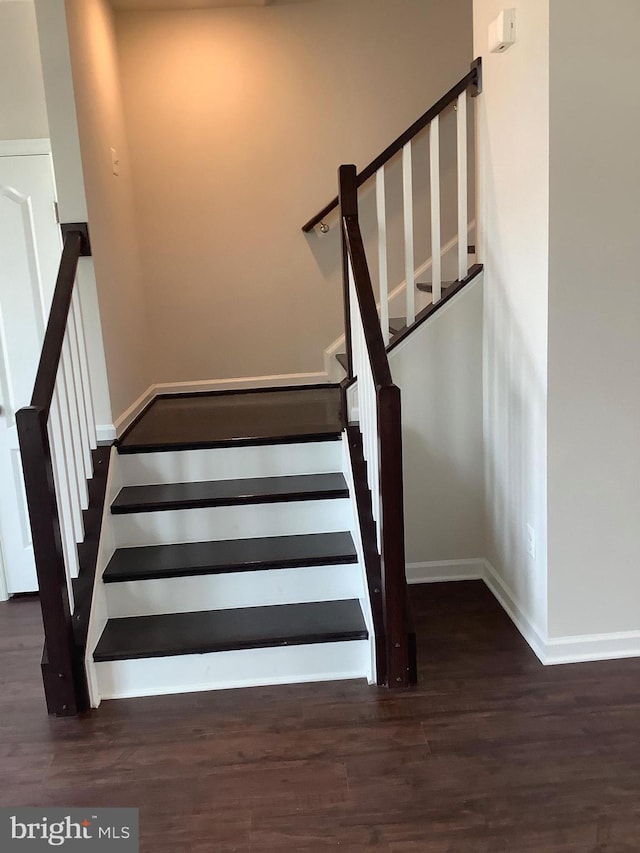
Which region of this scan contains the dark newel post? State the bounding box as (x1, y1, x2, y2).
(16, 407, 83, 716)
(339, 165, 359, 382)
(377, 384, 410, 687)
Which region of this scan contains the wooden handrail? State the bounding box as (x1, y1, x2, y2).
(342, 218, 392, 388)
(31, 231, 84, 414)
(302, 58, 482, 233)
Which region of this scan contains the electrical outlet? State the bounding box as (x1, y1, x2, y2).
(526, 524, 536, 560)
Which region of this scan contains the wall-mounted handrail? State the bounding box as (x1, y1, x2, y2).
(339, 164, 413, 688)
(302, 59, 481, 233)
(16, 224, 94, 716)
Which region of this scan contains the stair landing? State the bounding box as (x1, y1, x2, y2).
(118, 385, 343, 452)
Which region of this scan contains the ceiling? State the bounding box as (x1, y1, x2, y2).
(110, 0, 271, 10)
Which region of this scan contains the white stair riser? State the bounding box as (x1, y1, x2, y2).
(112, 498, 352, 547)
(105, 563, 361, 618)
(94, 640, 370, 700)
(119, 440, 342, 486)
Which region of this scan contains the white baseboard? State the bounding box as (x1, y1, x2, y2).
(110, 373, 331, 439)
(406, 559, 485, 585)
(409, 558, 640, 667)
(0, 539, 9, 602)
(544, 630, 640, 665)
(0, 138, 51, 156)
(113, 385, 156, 438)
(482, 560, 547, 664)
(153, 372, 330, 396)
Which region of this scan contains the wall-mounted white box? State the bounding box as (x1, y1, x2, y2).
(489, 9, 516, 53)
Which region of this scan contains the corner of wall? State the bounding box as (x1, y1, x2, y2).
(473, 0, 550, 642)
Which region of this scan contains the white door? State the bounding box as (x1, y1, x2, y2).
(0, 152, 61, 594)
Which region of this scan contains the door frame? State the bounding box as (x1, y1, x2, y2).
(0, 539, 8, 602)
(0, 137, 53, 598)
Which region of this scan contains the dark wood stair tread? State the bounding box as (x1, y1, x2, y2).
(103, 532, 358, 583)
(111, 473, 349, 514)
(93, 600, 368, 661)
(336, 353, 348, 370)
(118, 386, 342, 453)
(416, 280, 455, 293)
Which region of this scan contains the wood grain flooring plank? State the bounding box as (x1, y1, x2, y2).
(3, 583, 640, 851)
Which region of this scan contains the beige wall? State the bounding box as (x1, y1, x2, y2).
(474, 0, 550, 638)
(0, 1, 49, 140)
(115, 0, 473, 384)
(547, 0, 640, 638)
(63, 0, 153, 420)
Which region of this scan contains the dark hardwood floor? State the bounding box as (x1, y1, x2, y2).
(2, 581, 640, 852)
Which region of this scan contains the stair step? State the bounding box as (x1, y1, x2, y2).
(416, 280, 455, 293)
(104, 531, 357, 583)
(111, 495, 351, 548)
(104, 561, 361, 619)
(93, 599, 368, 662)
(111, 473, 349, 515)
(117, 386, 342, 454)
(336, 353, 348, 371)
(119, 439, 343, 487)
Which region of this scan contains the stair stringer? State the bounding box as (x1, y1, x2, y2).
(341, 431, 377, 685)
(83, 446, 122, 708)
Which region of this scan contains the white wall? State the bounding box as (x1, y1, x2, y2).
(547, 0, 640, 638)
(21, 1, 114, 431)
(473, 0, 550, 638)
(115, 0, 473, 385)
(0, 1, 48, 141)
(390, 278, 485, 568)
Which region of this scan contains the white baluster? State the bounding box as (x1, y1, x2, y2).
(49, 393, 80, 583)
(430, 115, 442, 303)
(73, 288, 97, 449)
(375, 395, 381, 552)
(348, 260, 357, 381)
(402, 142, 416, 325)
(55, 359, 85, 541)
(67, 306, 92, 477)
(61, 333, 89, 510)
(376, 168, 390, 345)
(367, 371, 374, 504)
(456, 91, 468, 282)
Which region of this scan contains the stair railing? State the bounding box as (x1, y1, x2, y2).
(16, 224, 95, 716)
(339, 165, 411, 687)
(304, 59, 481, 341)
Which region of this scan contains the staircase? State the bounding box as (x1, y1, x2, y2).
(17, 60, 483, 715)
(86, 386, 374, 702)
